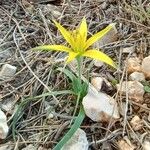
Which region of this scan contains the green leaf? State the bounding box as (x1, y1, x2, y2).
(10, 90, 75, 140)
(53, 105, 85, 150)
(144, 85, 150, 93)
(57, 67, 77, 82)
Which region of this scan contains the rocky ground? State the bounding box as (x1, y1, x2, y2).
(0, 0, 150, 150)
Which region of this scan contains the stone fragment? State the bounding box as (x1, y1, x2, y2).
(143, 140, 150, 150)
(1, 97, 15, 112)
(130, 115, 143, 131)
(122, 46, 135, 54)
(117, 139, 135, 150)
(129, 72, 145, 82)
(116, 81, 144, 103)
(0, 49, 12, 62)
(0, 142, 14, 150)
(126, 57, 141, 74)
(0, 64, 17, 79)
(94, 60, 104, 67)
(0, 109, 9, 139)
(141, 55, 150, 79)
(91, 77, 103, 91)
(38, 146, 48, 150)
(61, 128, 89, 150)
(22, 144, 36, 150)
(82, 87, 119, 122)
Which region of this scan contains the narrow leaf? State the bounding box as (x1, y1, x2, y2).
(53, 105, 85, 150)
(57, 67, 77, 82)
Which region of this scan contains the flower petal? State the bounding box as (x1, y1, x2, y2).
(84, 23, 116, 50)
(32, 45, 72, 52)
(66, 52, 79, 63)
(78, 17, 87, 43)
(53, 20, 75, 48)
(82, 49, 116, 68)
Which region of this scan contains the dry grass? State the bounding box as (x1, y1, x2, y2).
(0, 0, 150, 149)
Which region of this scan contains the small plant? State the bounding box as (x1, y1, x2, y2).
(32, 18, 116, 149)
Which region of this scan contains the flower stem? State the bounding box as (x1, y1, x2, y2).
(76, 56, 82, 86)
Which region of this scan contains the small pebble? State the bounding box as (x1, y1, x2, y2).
(129, 72, 145, 82)
(0, 64, 17, 78)
(130, 115, 143, 131)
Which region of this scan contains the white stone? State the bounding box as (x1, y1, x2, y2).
(126, 57, 141, 74)
(61, 128, 89, 150)
(91, 77, 103, 91)
(47, 113, 54, 119)
(122, 46, 135, 54)
(117, 139, 135, 150)
(38, 146, 47, 150)
(82, 87, 119, 122)
(117, 81, 144, 103)
(94, 60, 104, 67)
(129, 72, 145, 82)
(0, 109, 9, 139)
(0, 64, 17, 78)
(130, 115, 143, 131)
(143, 140, 150, 150)
(22, 144, 36, 150)
(0, 142, 14, 150)
(1, 97, 14, 112)
(141, 55, 150, 79)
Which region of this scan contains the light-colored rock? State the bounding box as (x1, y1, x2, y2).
(0, 64, 17, 78)
(117, 139, 135, 150)
(148, 112, 150, 122)
(143, 140, 150, 150)
(45, 4, 61, 18)
(91, 77, 103, 91)
(61, 128, 89, 150)
(129, 72, 145, 82)
(122, 46, 135, 54)
(22, 144, 36, 150)
(38, 146, 48, 150)
(0, 49, 12, 62)
(47, 113, 54, 119)
(116, 81, 144, 103)
(0, 142, 14, 150)
(1, 97, 14, 112)
(0, 109, 9, 139)
(94, 60, 104, 67)
(82, 87, 120, 122)
(141, 55, 150, 79)
(119, 102, 126, 116)
(130, 115, 143, 131)
(126, 57, 141, 74)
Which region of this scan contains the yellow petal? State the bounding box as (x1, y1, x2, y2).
(53, 20, 75, 49)
(66, 52, 79, 63)
(84, 23, 116, 50)
(32, 45, 72, 52)
(82, 49, 116, 68)
(78, 17, 87, 43)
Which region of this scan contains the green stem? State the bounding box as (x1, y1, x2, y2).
(76, 56, 82, 86)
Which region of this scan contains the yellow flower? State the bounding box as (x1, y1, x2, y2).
(32, 18, 116, 68)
